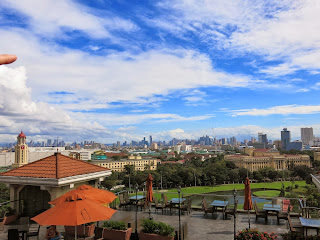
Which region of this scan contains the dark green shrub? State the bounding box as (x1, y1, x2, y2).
(103, 221, 127, 230)
(295, 184, 299, 189)
(141, 219, 174, 236)
(2, 205, 16, 217)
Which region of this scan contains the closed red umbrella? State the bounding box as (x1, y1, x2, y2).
(244, 177, 253, 228)
(146, 174, 154, 203)
(146, 174, 153, 219)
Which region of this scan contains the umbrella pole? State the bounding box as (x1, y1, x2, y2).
(75, 225, 77, 240)
(248, 210, 251, 229)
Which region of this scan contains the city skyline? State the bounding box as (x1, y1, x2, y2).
(1, 1, 320, 143)
(2, 126, 319, 147)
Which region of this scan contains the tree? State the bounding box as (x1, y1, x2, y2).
(292, 165, 312, 180)
(124, 165, 135, 175)
(112, 155, 121, 160)
(253, 171, 263, 182)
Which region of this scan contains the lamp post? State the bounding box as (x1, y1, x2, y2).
(160, 171, 163, 190)
(135, 184, 138, 237)
(178, 186, 181, 240)
(233, 189, 237, 240)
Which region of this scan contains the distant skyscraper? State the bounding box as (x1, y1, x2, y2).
(281, 128, 291, 150)
(230, 136, 236, 146)
(258, 133, 268, 145)
(301, 127, 314, 145)
(149, 135, 152, 145)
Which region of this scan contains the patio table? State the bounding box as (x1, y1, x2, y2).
(210, 200, 229, 220)
(129, 195, 145, 204)
(299, 217, 320, 236)
(263, 204, 281, 223)
(169, 198, 186, 214)
(5, 225, 29, 240)
(129, 195, 145, 201)
(169, 198, 186, 205)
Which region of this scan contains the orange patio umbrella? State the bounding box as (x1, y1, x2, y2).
(244, 177, 253, 229)
(146, 174, 154, 219)
(146, 174, 154, 203)
(49, 184, 117, 205)
(32, 192, 116, 240)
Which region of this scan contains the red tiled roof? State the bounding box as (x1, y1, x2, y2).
(253, 149, 269, 152)
(0, 153, 109, 179)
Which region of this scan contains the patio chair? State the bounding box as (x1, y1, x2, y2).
(299, 198, 306, 217)
(0, 210, 5, 231)
(287, 215, 303, 234)
(163, 195, 174, 214)
(94, 227, 104, 240)
(137, 200, 147, 211)
(154, 198, 165, 214)
(225, 200, 238, 219)
(180, 197, 192, 215)
(254, 201, 267, 222)
(277, 203, 290, 225)
(119, 194, 130, 209)
(124, 191, 135, 209)
(202, 198, 214, 218)
(26, 225, 40, 240)
(8, 229, 20, 240)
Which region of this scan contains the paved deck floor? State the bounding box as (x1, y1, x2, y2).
(0, 209, 314, 239)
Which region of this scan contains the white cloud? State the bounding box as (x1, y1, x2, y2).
(155, 0, 320, 76)
(71, 112, 213, 126)
(230, 105, 320, 116)
(0, 29, 269, 112)
(0, 66, 111, 142)
(296, 88, 310, 93)
(0, 0, 137, 39)
(0, 65, 214, 142)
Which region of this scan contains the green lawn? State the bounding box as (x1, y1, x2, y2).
(253, 190, 280, 198)
(165, 181, 306, 194)
(135, 181, 308, 200)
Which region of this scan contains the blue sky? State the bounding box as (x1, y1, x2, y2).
(1, 0, 320, 143)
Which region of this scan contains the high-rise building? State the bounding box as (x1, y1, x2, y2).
(230, 136, 237, 146)
(281, 128, 291, 150)
(258, 133, 268, 144)
(149, 135, 152, 145)
(301, 127, 314, 145)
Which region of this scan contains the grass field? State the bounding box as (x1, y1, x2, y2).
(165, 181, 306, 194)
(253, 190, 280, 198)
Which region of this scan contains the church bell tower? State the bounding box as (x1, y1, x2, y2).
(12, 131, 28, 168)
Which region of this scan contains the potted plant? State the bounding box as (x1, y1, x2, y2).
(2, 206, 17, 225)
(138, 219, 174, 240)
(102, 220, 132, 240)
(236, 229, 277, 240)
(65, 222, 95, 237)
